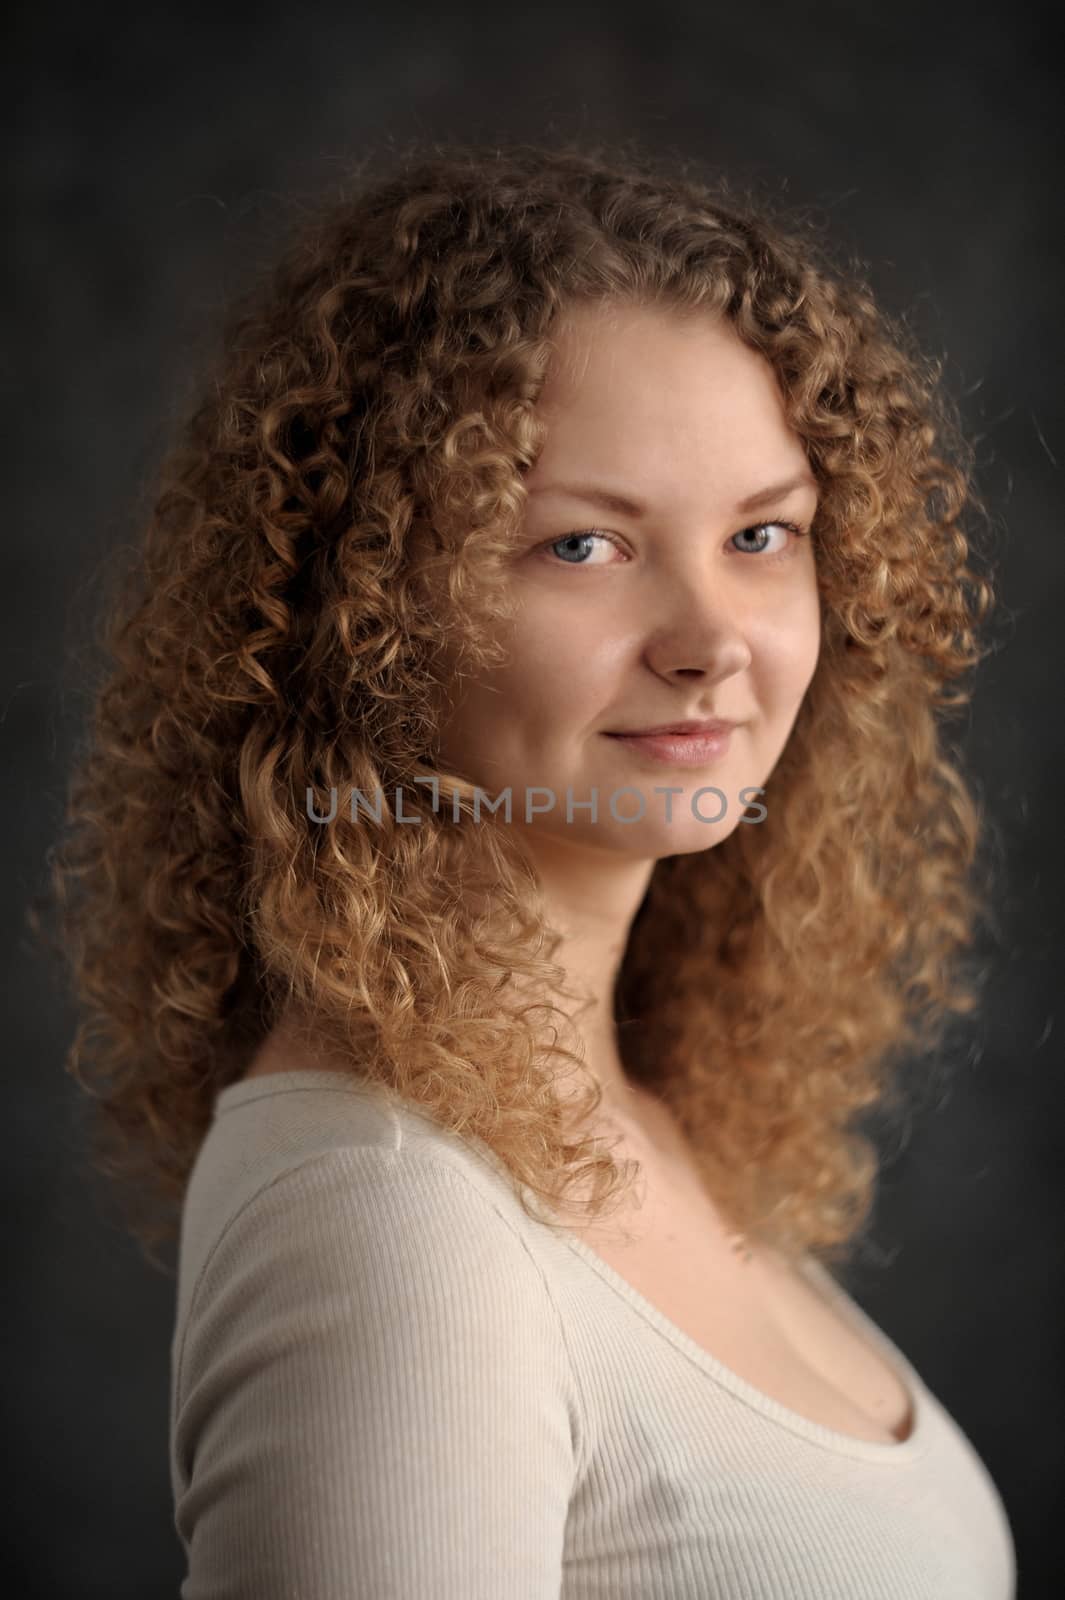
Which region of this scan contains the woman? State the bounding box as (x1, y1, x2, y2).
(44, 139, 1015, 1596)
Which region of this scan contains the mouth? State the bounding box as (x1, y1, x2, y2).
(605, 719, 737, 738)
(602, 725, 736, 766)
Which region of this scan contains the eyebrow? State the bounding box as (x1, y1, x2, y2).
(527, 475, 819, 518)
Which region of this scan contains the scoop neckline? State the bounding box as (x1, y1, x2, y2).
(213, 1067, 929, 1462)
(554, 1227, 928, 1464)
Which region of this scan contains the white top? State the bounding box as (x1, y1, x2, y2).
(170, 1069, 1016, 1598)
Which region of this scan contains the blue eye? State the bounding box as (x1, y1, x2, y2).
(537, 519, 809, 568)
(543, 530, 623, 565)
(731, 521, 806, 557)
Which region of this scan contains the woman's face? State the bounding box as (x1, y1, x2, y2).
(435, 300, 822, 860)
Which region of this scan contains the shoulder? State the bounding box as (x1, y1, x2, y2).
(175, 1078, 582, 1414)
(186, 1072, 548, 1284)
(171, 1141, 584, 1598)
(174, 1137, 577, 1408)
(228, 1139, 551, 1290)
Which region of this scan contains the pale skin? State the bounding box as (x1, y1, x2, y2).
(243, 301, 916, 1445)
(434, 299, 823, 1126)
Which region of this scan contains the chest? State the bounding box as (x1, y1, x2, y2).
(569, 1112, 915, 1447)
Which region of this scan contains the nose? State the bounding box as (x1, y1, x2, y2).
(642, 580, 752, 684)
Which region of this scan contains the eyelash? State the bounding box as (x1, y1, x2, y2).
(536, 519, 810, 567)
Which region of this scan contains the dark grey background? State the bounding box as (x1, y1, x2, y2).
(7, 1, 1061, 1593)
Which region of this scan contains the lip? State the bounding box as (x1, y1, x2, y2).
(603, 724, 736, 767)
(605, 718, 738, 737)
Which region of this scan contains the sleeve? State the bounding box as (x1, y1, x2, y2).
(172, 1146, 581, 1600)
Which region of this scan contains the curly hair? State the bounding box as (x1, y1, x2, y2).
(34, 136, 999, 1275)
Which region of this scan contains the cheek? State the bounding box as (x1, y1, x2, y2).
(753, 605, 821, 711)
(780, 580, 821, 673)
(438, 653, 571, 765)
(502, 609, 617, 716)
(788, 617, 822, 697)
(801, 597, 823, 687)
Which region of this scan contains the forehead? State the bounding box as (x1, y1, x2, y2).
(529, 302, 810, 496)
(544, 299, 753, 378)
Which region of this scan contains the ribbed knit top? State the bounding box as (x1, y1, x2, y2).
(170, 1069, 1016, 1598)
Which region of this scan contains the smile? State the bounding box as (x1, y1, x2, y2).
(602, 729, 734, 766)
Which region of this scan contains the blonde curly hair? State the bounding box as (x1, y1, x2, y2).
(34, 137, 999, 1274)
